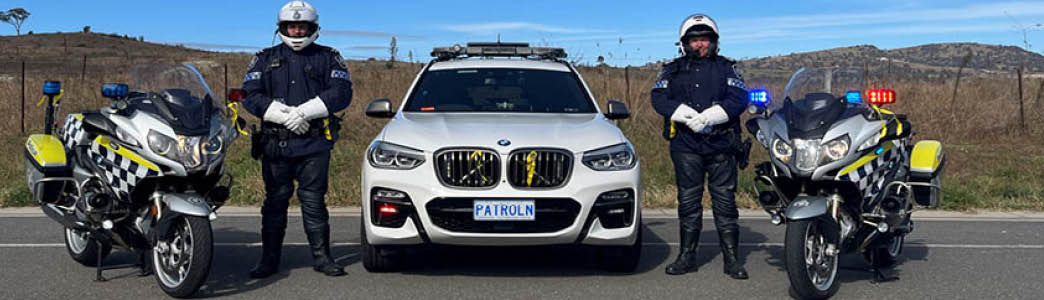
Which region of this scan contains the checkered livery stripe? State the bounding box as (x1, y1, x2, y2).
(837, 141, 906, 202)
(60, 114, 85, 149)
(88, 139, 160, 201)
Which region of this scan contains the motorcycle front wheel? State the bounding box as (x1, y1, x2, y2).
(152, 215, 213, 298)
(785, 219, 840, 300)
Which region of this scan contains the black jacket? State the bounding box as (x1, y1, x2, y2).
(650, 54, 747, 154)
(242, 43, 352, 158)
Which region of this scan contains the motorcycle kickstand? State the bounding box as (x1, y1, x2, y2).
(94, 241, 106, 282)
(869, 255, 899, 284)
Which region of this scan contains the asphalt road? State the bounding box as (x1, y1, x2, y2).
(1, 213, 1042, 299)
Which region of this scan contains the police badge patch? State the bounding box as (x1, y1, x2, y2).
(248, 56, 258, 70)
(732, 64, 744, 80)
(727, 78, 746, 90)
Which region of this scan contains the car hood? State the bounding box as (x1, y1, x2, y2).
(379, 113, 627, 153)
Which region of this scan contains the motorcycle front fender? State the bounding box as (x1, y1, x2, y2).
(161, 192, 212, 217)
(784, 195, 828, 221)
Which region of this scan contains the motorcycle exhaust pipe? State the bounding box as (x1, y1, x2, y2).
(879, 195, 907, 229)
(40, 204, 86, 230)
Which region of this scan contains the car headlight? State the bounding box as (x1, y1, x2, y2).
(148, 130, 204, 170)
(583, 143, 637, 171)
(823, 135, 850, 162)
(368, 141, 425, 170)
(771, 137, 793, 163)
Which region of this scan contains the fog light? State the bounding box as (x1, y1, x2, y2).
(371, 187, 413, 228)
(594, 189, 635, 229)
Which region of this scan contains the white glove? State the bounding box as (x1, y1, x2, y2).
(702, 105, 730, 126)
(263, 101, 292, 124)
(297, 96, 329, 120)
(670, 104, 698, 123)
(685, 113, 710, 133)
(285, 107, 310, 135)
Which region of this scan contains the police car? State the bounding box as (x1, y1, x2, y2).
(360, 42, 642, 272)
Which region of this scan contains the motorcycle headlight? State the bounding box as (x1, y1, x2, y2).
(823, 135, 850, 162)
(792, 138, 823, 172)
(148, 130, 175, 156)
(583, 143, 637, 171)
(368, 141, 425, 170)
(203, 133, 223, 155)
(148, 130, 204, 170)
(771, 137, 793, 163)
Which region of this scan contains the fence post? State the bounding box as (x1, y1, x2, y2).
(21, 60, 25, 134)
(224, 64, 228, 99)
(81, 55, 87, 81)
(624, 66, 631, 107)
(1018, 67, 1025, 130)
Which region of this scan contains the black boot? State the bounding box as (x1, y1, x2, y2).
(249, 229, 284, 279)
(665, 228, 700, 275)
(306, 227, 346, 277)
(719, 229, 749, 280)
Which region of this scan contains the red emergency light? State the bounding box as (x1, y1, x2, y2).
(866, 89, 896, 105)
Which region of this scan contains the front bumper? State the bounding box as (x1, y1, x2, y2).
(360, 157, 641, 247)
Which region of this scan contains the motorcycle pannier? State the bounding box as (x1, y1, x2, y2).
(909, 140, 944, 208)
(24, 134, 72, 205)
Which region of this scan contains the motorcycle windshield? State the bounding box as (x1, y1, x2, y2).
(127, 64, 223, 136)
(775, 67, 867, 136)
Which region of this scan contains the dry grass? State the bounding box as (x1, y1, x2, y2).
(2, 52, 1042, 210)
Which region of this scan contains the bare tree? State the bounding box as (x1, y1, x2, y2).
(1, 8, 30, 35)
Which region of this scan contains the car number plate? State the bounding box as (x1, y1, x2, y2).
(473, 200, 535, 221)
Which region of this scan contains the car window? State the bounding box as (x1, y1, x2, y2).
(403, 68, 596, 113)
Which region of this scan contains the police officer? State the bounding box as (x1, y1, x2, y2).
(651, 14, 749, 279)
(242, 0, 352, 278)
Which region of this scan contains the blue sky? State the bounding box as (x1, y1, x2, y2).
(4, 0, 1044, 65)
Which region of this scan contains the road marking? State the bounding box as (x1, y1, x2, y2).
(3, 242, 1043, 249)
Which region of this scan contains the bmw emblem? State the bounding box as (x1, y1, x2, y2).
(497, 139, 511, 147)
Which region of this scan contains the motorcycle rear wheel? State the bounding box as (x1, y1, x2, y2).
(64, 228, 111, 266)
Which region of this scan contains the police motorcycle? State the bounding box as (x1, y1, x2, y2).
(744, 67, 945, 299)
(23, 63, 247, 298)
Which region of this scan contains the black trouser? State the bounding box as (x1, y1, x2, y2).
(670, 151, 739, 234)
(260, 150, 332, 244)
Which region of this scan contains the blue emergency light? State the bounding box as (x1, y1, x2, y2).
(42, 81, 62, 96)
(846, 90, 862, 103)
(101, 83, 129, 99)
(748, 89, 770, 107)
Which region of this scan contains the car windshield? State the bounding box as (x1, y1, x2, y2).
(403, 68, 597, 113)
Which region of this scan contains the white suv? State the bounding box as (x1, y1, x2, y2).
(359, 43, 642, 272)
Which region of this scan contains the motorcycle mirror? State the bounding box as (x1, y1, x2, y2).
(227, 88, 246, 103)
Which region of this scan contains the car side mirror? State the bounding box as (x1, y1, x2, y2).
(365, 98, 395, 118)
(605, 100, 630, 120)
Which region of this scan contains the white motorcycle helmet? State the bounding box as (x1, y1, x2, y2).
(277, 1, 319, 51)
(676, 14, 719, 56)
